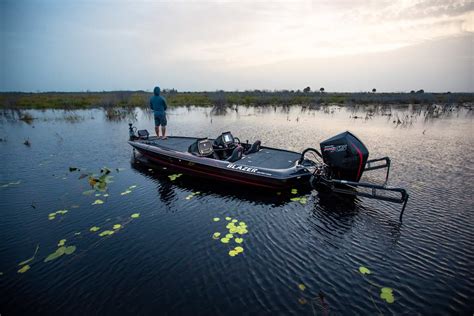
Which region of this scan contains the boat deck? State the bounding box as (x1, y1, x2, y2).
(139, 136, 301, 170)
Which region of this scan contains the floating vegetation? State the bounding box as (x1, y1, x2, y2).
(48, 209, 68, 220)
(129, 185, 137, 189)
(92, 199, 104, 205)
(168, 173, 183, 181)
(90, 226, 100, 232)
(95, 193, 101, 197)
(359, 266, 371, 275)
(44, 243, 76, 262)
(113, 224, 122, 230)
(82, 190, 95, 195)
(213, 215, 248, 256)
(380, 287, 394, 303)
(103, 193, 109, 197)
(99, 230, 114, 237)
(74, 232, 81, 235)
(58, 239, 66, 247)
(291, 188, 298, 194)
(298, 283, 306, 291)
(17, 265, 30, 273)
(358, 265, 396, 305)
(18, 244, 39, 267)
(290, 197, 307, 205)
(120, 190, 132, 195)
(185, 191, 201, 200)
(131, 213, 140, 219)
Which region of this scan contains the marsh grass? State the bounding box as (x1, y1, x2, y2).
(1, 91, 472, 110)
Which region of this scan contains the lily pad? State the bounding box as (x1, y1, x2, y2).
(234, 246, 244, 253)
(44, 247, 66, 262)
(64, 246, 76, 255)
(113, 224, 122, 230)
(120, 190, 132, 195)
(90, 226, 100, 232)
(58, 239, 66, 247)
(17, 265, 30, 273)
(213, 217, 220, 222)
(99, 230, 114, 237)
(298, 283, 306, 291)
(168, 173, 183, 181)
(231, 219, 238, 223)
(103, 193, 109, 197)
(228, 250, 238, 257)
(129, 185, 137, 189)
(225, 217, 232, 221)
(359, 266, 371, 275)
(212, 232, 221, 239)
(131, 213, 140, 219)
(380, 288, 395, 303)
(235, 238, 243, 244)
(291, 188, 298, 194)
(220, 238, 230, 244)
(225, 234, 234, 239)
(82, 190, 95, 196)
(92, 199, 104, 205)
(56, 210, 68, 215)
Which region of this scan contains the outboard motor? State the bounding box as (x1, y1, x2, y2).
(320, 131, 368, 182)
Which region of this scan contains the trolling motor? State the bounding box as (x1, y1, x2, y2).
(302, 131, 409, 220)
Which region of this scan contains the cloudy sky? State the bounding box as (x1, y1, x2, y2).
(1, 0, 473, 92)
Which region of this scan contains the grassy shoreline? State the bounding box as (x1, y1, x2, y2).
(1, 91, 473, 109)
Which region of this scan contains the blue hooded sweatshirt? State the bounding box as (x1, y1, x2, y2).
(150, 86, 167, 115)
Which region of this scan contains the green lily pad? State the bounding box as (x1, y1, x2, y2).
(64, 246, 76, 255)
(99, 230, 114, 237)
(213, 217, 220, 222)
(168, 173, 183, 181)
(131, 213, 140, 219)
(235, 237, 243, 244)
(92, 199, 104, 205)
(56, 210, 68, 214)
(82, 190, 95, 195)
(103, 193, 109, 197)
(298, 283, 306, 291)
(44, 247, 66, 262)
(58, 239, 66, 247)
(129, 185, 137, 189)
(228, 250, 238, 257)
(74, 232, 81, 235)
(234, 246, 244, 253)
(212, 232, 221, 239)
(231, 219, 238, 223)
(17, 265, 30, 273)
(185, 195, 193, 200)
(291, 188, 298, 194)
(113, 224, 122, 230)
(120, 190, 132, 195)
(220, 238, 230, 244)
(359, 266, 371, 275)
(380, 288, 395, 303)
(90, 226, 100, 232)
(95, 193, 101, 197)
(225, 234, 234, 239)
(290, 197, 301, 202)
(225, 217, 232, 221)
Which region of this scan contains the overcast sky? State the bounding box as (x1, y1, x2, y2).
(1, 0, 473, 92)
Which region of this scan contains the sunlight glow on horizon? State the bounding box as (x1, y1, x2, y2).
(1, 0, 473, 91)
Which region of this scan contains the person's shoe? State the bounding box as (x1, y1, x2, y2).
(162, 136, 168, 140)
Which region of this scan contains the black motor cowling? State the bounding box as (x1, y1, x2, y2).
(320, 131, 369, 182)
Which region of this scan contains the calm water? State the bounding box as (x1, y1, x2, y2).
(1, 105, 473, 315)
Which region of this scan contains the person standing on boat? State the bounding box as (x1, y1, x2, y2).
(150, 86, 168, 139)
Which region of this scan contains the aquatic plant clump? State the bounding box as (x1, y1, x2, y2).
(212, 216, 248, 256)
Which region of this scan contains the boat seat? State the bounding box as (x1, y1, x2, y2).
(226, 146, 243, 162)
(244, 140, 261, 155)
